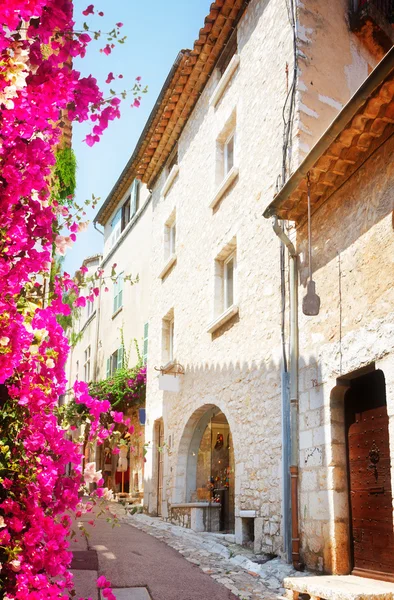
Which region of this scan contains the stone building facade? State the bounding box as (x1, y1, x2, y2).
(68, 0, 394, 580)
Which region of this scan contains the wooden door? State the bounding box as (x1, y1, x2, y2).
(157, 421, 164, 517)
(346, 371, 394, 581)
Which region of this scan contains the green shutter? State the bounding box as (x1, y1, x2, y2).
(143, 322, 149, 364)
(113, 278, 118, 314)
(118, 276, 123, 309)
(130, 179, 139, 217)
(106, 358, 111, 378)
(117, 346, 124, 371)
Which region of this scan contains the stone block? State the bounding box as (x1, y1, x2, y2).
(312, 425, 326, 446)
(301, 469, 318, 492)
(299, 430, 313, 450)
(304, 409, 322, 430)
(309, 490, 329, 521)
(302, 446, 323, 467)
(310, 387, 324, 410)
(299, 391, 309, 413)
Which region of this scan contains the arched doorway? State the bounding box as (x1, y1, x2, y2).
(175, 405, 235, 533)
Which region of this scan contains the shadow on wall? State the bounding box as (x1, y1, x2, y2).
(297, 133, 394, 288)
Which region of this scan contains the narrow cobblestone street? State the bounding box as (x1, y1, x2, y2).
(72, 503, 304, 600)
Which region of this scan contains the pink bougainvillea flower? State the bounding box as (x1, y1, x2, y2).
(103, 589, 117, 600)
(75, 296, 87, 308)
(97, 576, 111, 588)
(112, 448, 120, 455)
(82, 4, 95, 15)
(116, 22, 123, 27)
(110, 411, 124, 423)
(106, 72, 115, 84)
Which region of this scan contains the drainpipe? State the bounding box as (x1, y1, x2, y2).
(272, 217, 302, 570)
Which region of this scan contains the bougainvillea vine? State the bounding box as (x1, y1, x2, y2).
(0, 2, 143, 598)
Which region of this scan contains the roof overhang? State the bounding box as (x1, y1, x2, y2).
(263, 46, 394, 223)
(95, 0, 250, 227)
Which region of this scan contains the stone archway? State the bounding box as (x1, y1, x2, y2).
(173, 404, 236, 533)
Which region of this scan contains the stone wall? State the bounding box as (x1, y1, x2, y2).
(145, 0, 293, 554)
(295, 131, 394, 572)
(142, 0, 389, 561)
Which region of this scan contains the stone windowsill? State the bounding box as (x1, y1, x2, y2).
(112, 306, 123, 320)
(209, 166, 239, 210)
(210, 54, 240, 108)
(207, 304, 239, 334)
(161, 165, 179, 198)
(159, 253, 177, 279)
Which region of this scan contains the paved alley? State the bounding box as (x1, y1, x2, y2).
(71, 503, 303, 600)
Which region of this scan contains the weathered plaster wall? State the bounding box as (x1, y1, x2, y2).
(295, 133, 394, 572)
(96, 193, 152, 376)
(295, 0, 378, 163)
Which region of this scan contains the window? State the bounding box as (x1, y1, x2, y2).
(224, 132, 235, 177)
(106, 207, 122, 252)
(106, 346, 124, 377)
(210, 111, 238, 210)
(224, 253, 235, 310)
(216, 28, 237, 76)
(113, 274, 123, 314)
(143, 322, 149, 364)
(169, 222, 176, 255)
(162, 310, 174, 364)
(160, 211, 177, 278)
(84, 346, 91, 382)
(208, 237, 238, 333)
(167, 146, 178, 175)
(121, 179, 140, 232)
(121, 196, 131, 232)
(169, 319, 174, 362)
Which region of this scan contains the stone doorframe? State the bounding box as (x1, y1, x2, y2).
(328, 363, 383, 575)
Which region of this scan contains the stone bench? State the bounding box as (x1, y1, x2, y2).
(281, 575, 394, 600)
(170, 502, 221, 532)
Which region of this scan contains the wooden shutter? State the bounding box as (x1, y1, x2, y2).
(143, 322, 149, 364)
(130, 179, 139, 217)
(106, 358, 111, 378)
(117, 346, 124, 371)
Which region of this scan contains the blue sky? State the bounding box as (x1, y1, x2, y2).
(65, 0, 209, 274)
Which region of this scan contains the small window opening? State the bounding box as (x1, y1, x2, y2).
(224, 254, 235, 309)
(167, 145, 178, 174)
(224, 132, 235, 177)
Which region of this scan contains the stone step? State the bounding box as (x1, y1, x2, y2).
(283, 575, 394, 600)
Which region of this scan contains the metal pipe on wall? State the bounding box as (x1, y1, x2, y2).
(272, 217, 302, 569)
